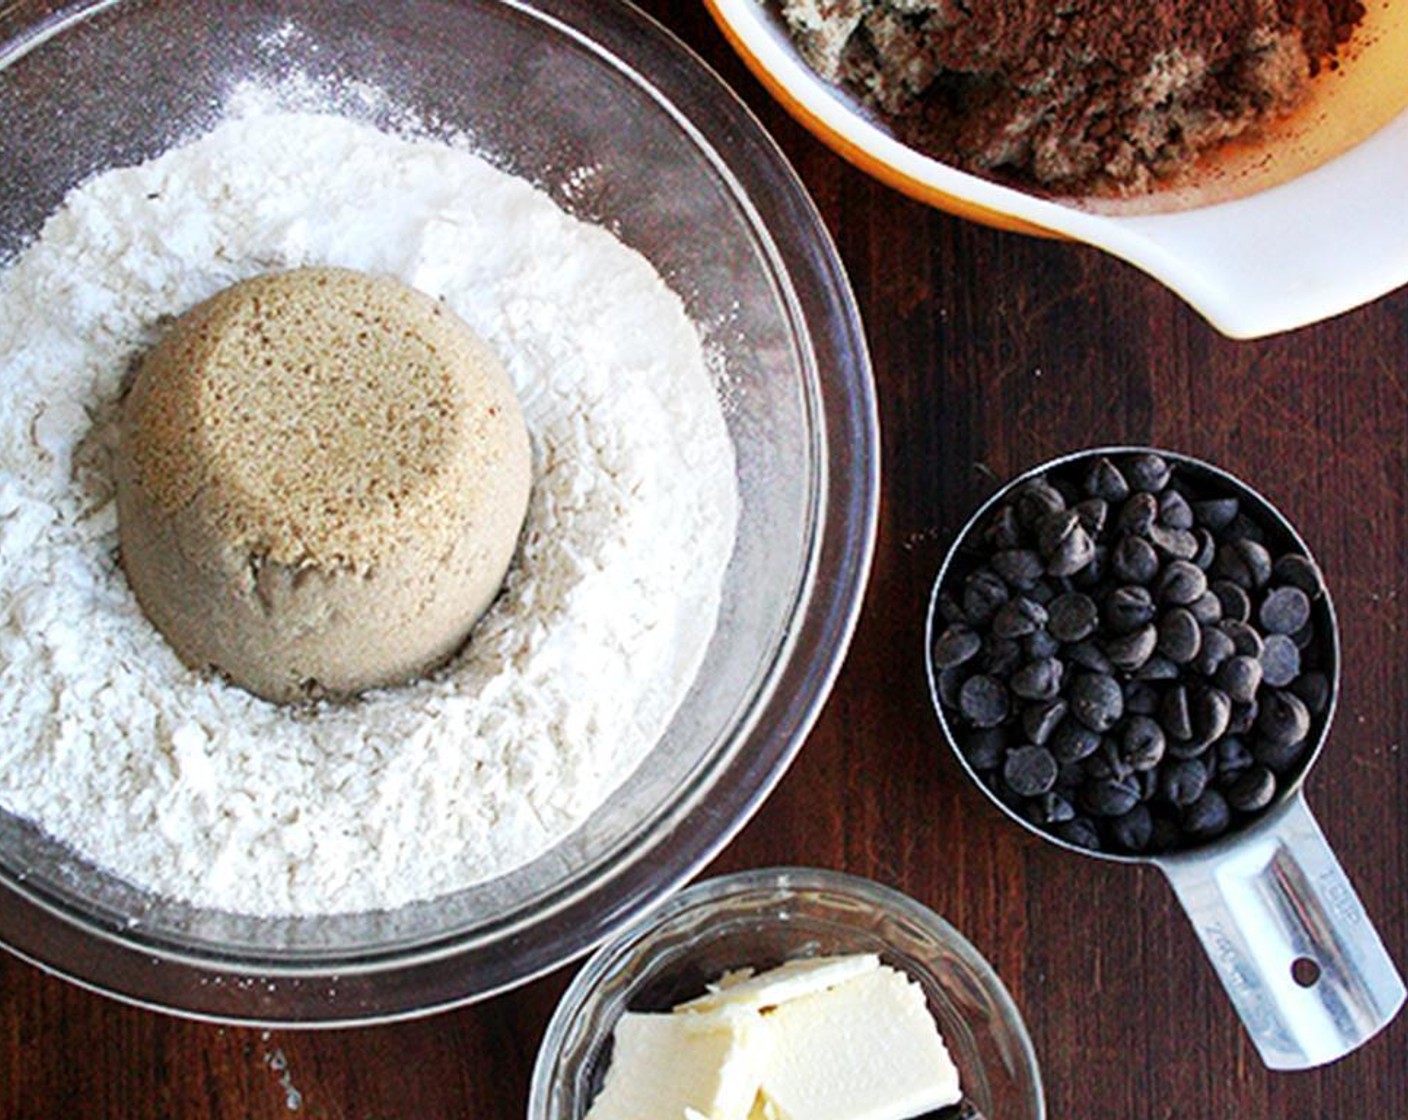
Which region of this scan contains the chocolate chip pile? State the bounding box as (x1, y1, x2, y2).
(932, 452, 1332, 854)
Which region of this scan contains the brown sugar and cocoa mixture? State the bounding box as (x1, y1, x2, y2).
(783, 0, 1366, 194)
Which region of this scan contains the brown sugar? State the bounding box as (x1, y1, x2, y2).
(783, 0, 1366, 194)
(116, 266, 532, 703)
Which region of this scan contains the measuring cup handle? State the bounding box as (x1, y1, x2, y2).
(1158, 792, 1405, 1070)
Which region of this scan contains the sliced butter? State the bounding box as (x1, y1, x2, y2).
(585, 1007, 770, 1120)
(675, 953, 880, 1014)
(584, 954, 962, 1120)
(758, 965, 963, 1120)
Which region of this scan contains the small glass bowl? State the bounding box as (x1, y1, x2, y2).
(529, 867, 1044, 1120)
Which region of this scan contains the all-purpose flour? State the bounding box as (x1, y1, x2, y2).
(0, 111, 738, 915)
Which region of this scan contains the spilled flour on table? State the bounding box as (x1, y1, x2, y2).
(0, 104, 738, 915)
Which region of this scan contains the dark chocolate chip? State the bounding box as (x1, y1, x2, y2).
(1104, 624, 1158, 672)
(992, 548, 1045, 589)
(1013, 479, 1066, 526)
(1259, 633, 1301, 689)
(982, 636, 1023, 676)
(1121, 715, 1166, 771)
(1109, 804, 1154, 852)
(1158, 488, 1194, 530)
(1157, 608, 1202, 664)
(1155, 560, 1207, 606)
(1189, 685, 1232, 742)
(1217, 654, 1263, 704)
(1070, 672, 1124, 733)
(937, 591, 966, 626)
(1259, 586, 1311, 636)
(1148, 813, 1183, 853)
(1218, 620, 1265, 659)
(1256, 689, 1311, 745)
(1105, 585, 1156, 633)
(1111, 537, 1160, 587)
(1183, 789, 1232, 840)
(991, 597, 1048, 639)
(961, 728, 1007, 770)
(1047, 525, 1096, 577)
(959, 674, 1010, 728)
(1024, 628, 1061, 660)
(1191, 496, 1239, 531)
(1215, 736, 1254, 775)
(1134, 655, 1181, 681)
(1253, 735, 1310, 775)
(1082, 739, 1129, 781)
(1211, 580, 1251, 623)
(1161, 685, 1193, 742)
(1215, 539, 1273, 589)
(1166, 736, 1213, 761)
(1272, 554, 1325, 600)
(1051, 719, 1102, 763)
(1192, 528, 1217, 571)
(1126, 453, 1172, 493)
(1022, 699, 1068, 746)
(1227, 700, 1259, 736)
(1123, 680, 1161, 715)
(1085, 457, 1130, 503)
(1024, 791, 1076, 826)
(1159, 757, 1209, 807)
(1053, 817, 1102, 850)
(1290, 671, 1331, 716)
(1048, 591, 1098, 642)
(1226, 765, 1277, 813)
(983, 504, 1023, 551)
(1035, 510, 1078, 558)
(1073, 498, 1108, 536)
(1194, 625, 1236, 676)
(1011, 658, 1064, 701)
(1004, 745, 1059, 797)
(1068, 641, 1114, 674)
(1083, 777, 1142, 817)
(932, 624, 982, 669)
(1117, 492, 1159, 536)
(1148, 524, 1199, 560)
(1225, 512, 1266, 545)
(937, 666, 965, 709)
(962, 569, 1009, 624)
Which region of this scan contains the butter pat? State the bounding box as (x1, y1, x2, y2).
(585, 1008, 769, 1120)
(677, 953, 881, 1014)
(759, 965, 963, 1120)
(584, 954, 962, 1120)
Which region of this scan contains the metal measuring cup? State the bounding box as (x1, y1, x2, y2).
(925, 447, 1405, 1070)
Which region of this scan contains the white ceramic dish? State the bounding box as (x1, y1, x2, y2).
(708, 0, 1408, 338)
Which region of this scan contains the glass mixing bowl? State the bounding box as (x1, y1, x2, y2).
(529, 867, 1045, 1120)
(0, 0, 877, 1023)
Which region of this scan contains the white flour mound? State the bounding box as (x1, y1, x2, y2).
(0, 111, 739, 916)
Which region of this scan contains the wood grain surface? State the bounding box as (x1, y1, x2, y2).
(3, 3, 1406, 1118)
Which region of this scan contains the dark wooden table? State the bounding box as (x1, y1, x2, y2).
(4, 3, 1407, 1117)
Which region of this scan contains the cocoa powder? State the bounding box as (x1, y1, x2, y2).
(783, 0, 1365, 194)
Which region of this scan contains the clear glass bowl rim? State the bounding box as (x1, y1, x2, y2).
(0, 0, 880, 1024)
(528, 865, 1045, 1119)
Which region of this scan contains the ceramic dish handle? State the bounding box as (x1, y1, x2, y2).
(1113, 108, 1408, 339)
(1158, 792, 1404, 1069)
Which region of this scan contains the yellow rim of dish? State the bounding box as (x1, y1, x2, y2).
(705, 0, 1408, 230)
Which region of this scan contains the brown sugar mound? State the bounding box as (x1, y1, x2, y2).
(116, 266, 532, 703)
(783, 0, 1365, 194)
